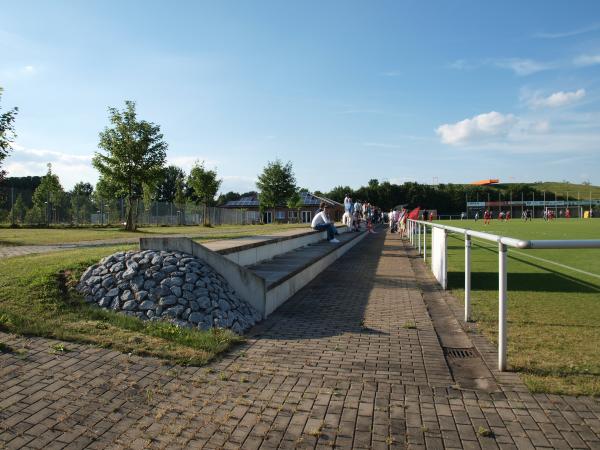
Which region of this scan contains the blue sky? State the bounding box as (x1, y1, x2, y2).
(2, 0, 600, 193)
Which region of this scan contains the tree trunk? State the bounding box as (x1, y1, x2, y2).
(126, 197, 136, 231)
(203, 201, 209, 226)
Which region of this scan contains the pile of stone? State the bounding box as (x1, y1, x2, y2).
(76, 250, 261, 334)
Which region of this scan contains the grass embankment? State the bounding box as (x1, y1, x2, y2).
(0, 246, 242, 365)
(0, 223, 308, 246)
(432, 219, 600, 396)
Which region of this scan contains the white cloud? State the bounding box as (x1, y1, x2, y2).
(534, 23, 600, 39)
(529, 120, 550, 133)
(436, 111, 518, 146)
(573, 54, 600, 67)
(0, 64, 37, 80)
(527, 89, 586, 109)
(493, 58, 552, 76)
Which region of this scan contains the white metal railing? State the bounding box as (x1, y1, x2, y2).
(406, 218, 600, 371)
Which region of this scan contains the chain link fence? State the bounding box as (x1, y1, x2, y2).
(0, 187, 253, 226)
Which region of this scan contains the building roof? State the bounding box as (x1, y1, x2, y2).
(222, 192, 342, 208)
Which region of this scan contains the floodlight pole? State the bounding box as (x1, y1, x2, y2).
(465, 234, 471, 322)
(498, 242, 508, 371)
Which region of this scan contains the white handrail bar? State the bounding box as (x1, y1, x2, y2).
(407, 218, 600, 372)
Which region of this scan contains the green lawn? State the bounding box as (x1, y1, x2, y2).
(430, 218, 600, 396)
(0, 246, 242, 365)
(0, 223, 308, 246)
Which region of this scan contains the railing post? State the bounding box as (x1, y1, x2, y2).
(418, 223, 422, 254)
(498, 242, 508, 371)
(465, 234, 471, 322)
(409, 221, 412, 245)
(423, 225, 427, 262)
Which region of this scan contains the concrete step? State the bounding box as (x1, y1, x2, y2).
(247, 231, 361, 289)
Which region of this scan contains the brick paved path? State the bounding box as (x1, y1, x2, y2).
(1, 231, 599, 449)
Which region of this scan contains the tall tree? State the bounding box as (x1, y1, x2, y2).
(286, 190, 303, 223)
(92, 101, 167, 231)
(187, 161, 222, 226)
(10, 194, 26, 224)
(70, 181, 94, 224)
(0, 87, 18, 182)
(256, 159, 297, 221)
(32, 164, 65, 224)
(156, 165, 186, 203)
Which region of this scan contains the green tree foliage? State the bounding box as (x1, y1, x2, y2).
(0, 87, 18, 182)
(256, 160, 297, 218)
(286, 190, 303, 223)
(32, 164, 65, 224)
(187, 161, 222, 226)
(9, 194, 26, 224)
(156, 165, 186, 203)
(92, 101, 167, 231)
(70, 181, 94, 225)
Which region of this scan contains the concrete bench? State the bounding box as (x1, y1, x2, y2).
(140, 226, 367, 319)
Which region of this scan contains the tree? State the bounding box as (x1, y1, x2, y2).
(92, 101, 167, 231)
(173, 176, 187, 225)
(286, 190, 303, 223)
(32, 164, 65, 224)
(10, 194, 26, 224)
(0, 87, 18, 182)
(187, 161, 222, 226)
(156, 165, 186, 203)
(256, 159, 297, 221)
(71, 181, 94, 224)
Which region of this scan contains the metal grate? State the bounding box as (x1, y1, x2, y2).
(444, 347, 477, 359)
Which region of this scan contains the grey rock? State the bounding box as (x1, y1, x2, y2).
(98, 297, 112, 308)
(81, 265, 97, 283)
(170, 277, 184, 287)
(131, 275, 144, 292)
(218, 299, 230, 312)
(188, 312, 203, 324)
(106, 287, 120, 298)
(122, 300, 137, 311)
(170, 286, 182, 297)
(159, 295, 178, 306)
(135, 290, 148, 301)
(190, 301, 200, 312)
(122, 268, 137, 280)
(126, 260, 139, 271)
(163, 305, 184, 318)
(182, 283, 194, 292)
(139, 300, 156, 310)
(185, 273, 198, 284)
(143, 279, 156, 290)
(101, 275, 115, 289)
(163, 264, 177, 274)
(146, 310, 155, 319)
(151, 255, 163, 266)
(182, 291, 195, 302)
(121, 290, 134, 301)
(87, 275, 102, 286)
(110, 262, 124, 273)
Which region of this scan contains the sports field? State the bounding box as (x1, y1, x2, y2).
(433, 218, 600, 396)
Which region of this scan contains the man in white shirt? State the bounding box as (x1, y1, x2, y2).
(311, 202, 339, 243)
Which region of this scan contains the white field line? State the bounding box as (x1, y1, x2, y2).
(455, 235, 600, 281)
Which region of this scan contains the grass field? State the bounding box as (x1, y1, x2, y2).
(0, 223, 308, 246)
(0, 246, 242, 365)
(431, 218, 600, 396)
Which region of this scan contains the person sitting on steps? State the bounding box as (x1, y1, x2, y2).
(311, 202, 340, 243)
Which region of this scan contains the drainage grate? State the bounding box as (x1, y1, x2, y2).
(444, 347, 477, 359)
